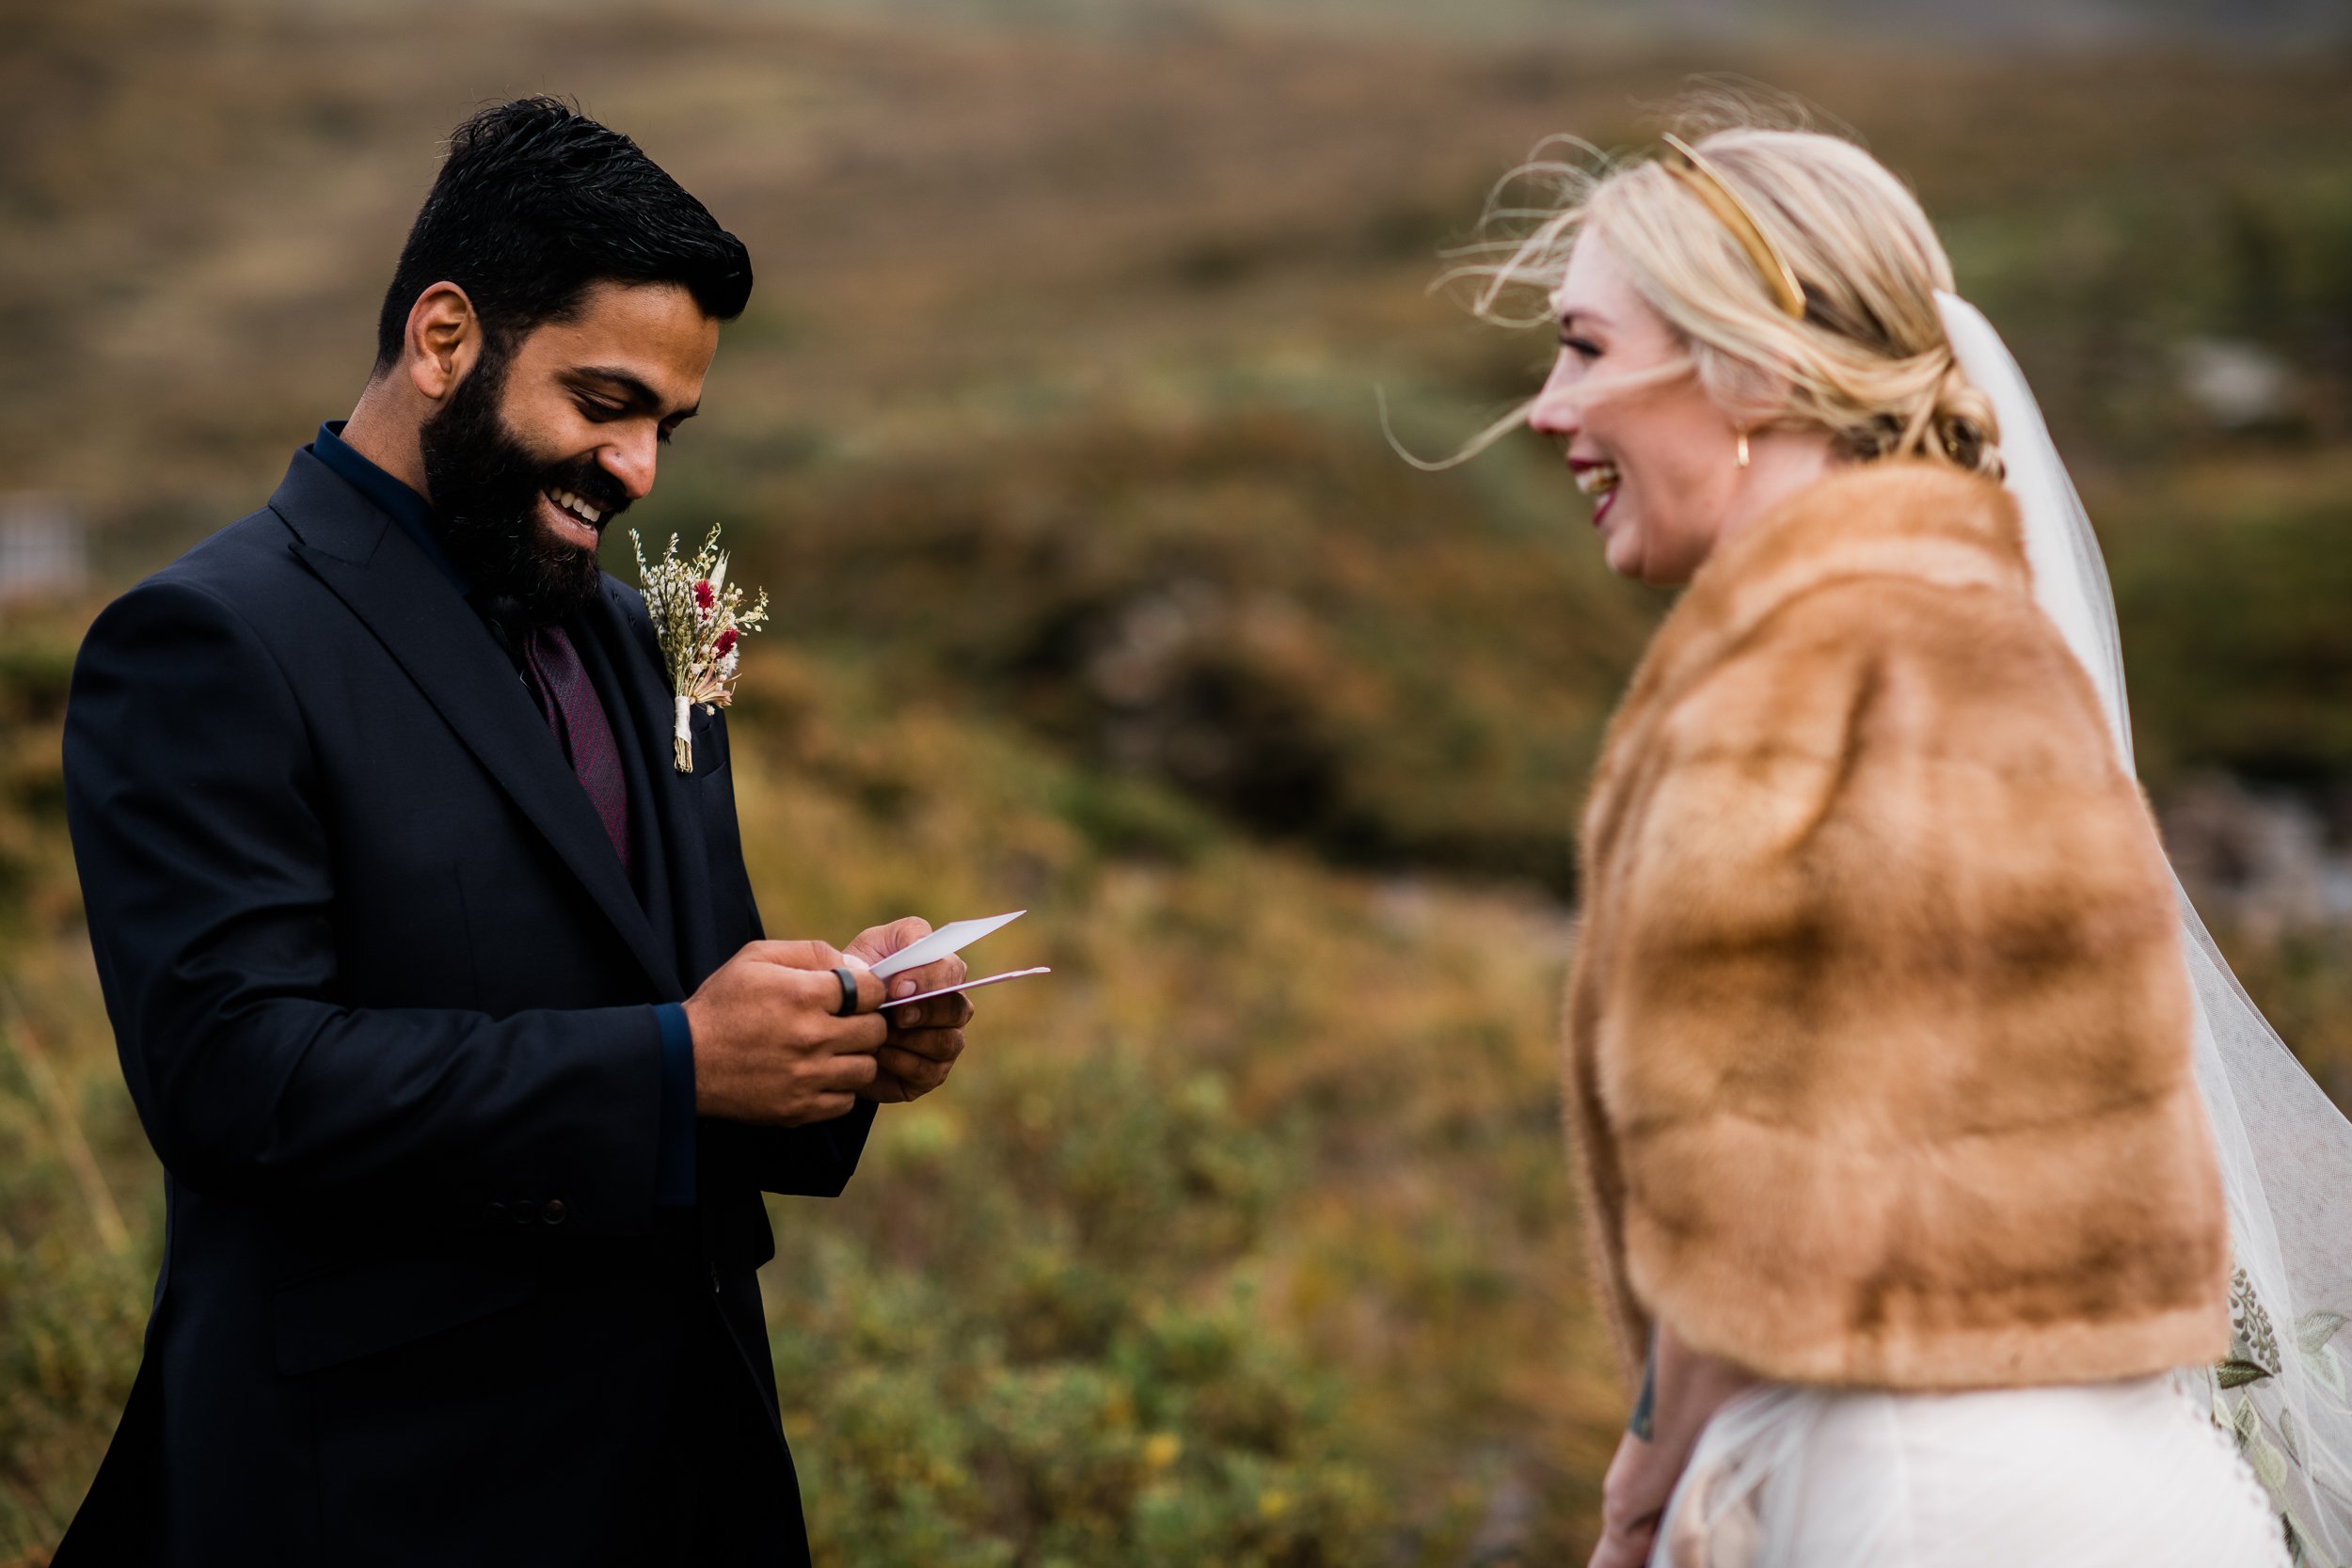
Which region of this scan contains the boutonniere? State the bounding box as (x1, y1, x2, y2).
(631, 526, 770, 773)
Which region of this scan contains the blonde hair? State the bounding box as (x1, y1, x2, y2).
(1427, 118, 2000, 476)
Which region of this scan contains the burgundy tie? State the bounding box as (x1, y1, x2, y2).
(519, 625, 632, 875)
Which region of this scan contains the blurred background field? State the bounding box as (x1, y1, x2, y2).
(4, 0, 2352, 1561)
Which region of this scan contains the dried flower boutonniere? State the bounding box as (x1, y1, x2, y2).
(631, 525, 770, 773)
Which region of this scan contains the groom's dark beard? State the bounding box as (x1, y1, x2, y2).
(420, 353, 631, 628)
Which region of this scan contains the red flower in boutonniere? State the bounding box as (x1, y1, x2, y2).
(630, 526, 770, 773)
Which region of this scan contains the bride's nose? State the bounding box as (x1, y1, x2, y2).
(1528, 364, 1583, 439)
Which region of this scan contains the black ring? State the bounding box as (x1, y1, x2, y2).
(831, 967, 860, 1018)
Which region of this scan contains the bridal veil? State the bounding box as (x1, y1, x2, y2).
(1939, 292, 2352, 1565)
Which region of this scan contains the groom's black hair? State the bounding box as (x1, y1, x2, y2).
(372, 97, 752, 372)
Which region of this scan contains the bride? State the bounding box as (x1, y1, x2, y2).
(1438, 119, 2352, 1566)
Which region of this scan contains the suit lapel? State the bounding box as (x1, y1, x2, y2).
(268, 451, 683, 1001)
(579, 581, 728, 989)
(573, 592, 684, 982)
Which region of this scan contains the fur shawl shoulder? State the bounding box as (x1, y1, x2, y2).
(1563, 461, 2231, 1390)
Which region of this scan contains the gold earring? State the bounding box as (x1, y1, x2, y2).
(1735, 428, 1751, 470)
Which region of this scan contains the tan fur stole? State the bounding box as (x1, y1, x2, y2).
(1563, 462, 2231, 1390)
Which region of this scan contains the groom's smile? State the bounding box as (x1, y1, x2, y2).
(421, 277, 718, 622)
(540, 483, 607, 550)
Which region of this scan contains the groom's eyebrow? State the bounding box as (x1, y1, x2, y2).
(566, 365, 701, 422)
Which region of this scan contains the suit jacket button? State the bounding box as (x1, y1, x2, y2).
(511, 1200, 534, 1226)
(542, 1200, 566, 1226)
(485, 1201, 506, 1226)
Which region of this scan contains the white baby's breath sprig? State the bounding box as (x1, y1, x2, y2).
(630, 524, 770, 773)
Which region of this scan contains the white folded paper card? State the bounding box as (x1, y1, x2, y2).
(884, 966, 1052, 1010)
(867, 910, 1027, 980)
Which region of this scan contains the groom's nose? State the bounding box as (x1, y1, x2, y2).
(596, 429, 660, 503)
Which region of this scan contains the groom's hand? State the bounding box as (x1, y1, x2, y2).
(684, 940, 888, 1125)
(846, 917, 973, 1103)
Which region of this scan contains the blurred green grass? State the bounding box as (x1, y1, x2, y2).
(5, 2, 2352, 1562)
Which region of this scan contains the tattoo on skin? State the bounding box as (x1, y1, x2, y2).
(1629, 1341, 1658, 1442)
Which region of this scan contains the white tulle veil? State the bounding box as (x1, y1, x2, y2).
(1938, 292, 2352, 1566)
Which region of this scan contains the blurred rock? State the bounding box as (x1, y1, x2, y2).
(0, 494, 87, 612)
(1463, 1460, 1540, 1567)
(2163, 771, 2352, 939)
(2173, 337, 2298, 431)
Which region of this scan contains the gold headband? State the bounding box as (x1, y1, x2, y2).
(1660, 133, 1805, 321)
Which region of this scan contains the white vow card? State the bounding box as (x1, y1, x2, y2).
(866, 910, 1027, 980)
(884, 966, 1053, 1010)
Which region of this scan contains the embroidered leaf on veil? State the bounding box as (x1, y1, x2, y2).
(2232, 1267, 2284, 1378)
(2210, 1271, 2351, 1565)
(2253, 1433, 2292, 1493)
(2306, 1339, 2346, 1400)
(2221, 1358, 2279, 1390)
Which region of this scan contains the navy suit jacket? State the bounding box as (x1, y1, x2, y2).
(56, 448, 872, 1566)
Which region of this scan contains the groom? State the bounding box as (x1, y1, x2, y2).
(57, 99, 973, 1566)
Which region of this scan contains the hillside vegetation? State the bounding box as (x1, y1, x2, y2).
(5, 3, 2352, 1561)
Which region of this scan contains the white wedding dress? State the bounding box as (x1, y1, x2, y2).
(1662, 1376, 2280, 1567)
(1649, 295, 2352, 1568)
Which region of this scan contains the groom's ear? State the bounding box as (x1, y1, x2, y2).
(402, 281, 486, 404)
